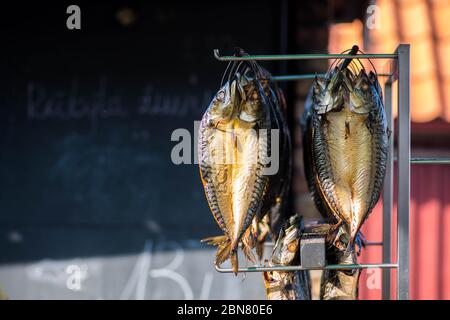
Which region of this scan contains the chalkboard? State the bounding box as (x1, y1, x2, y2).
(0, 1, 283, 298)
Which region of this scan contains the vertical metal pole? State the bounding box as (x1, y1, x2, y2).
(396, 44, 410, 300)
(382, 80, 393, 300)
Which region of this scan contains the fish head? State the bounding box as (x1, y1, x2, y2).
(346, 70, 375, 114)
(313, 68, 344, 114)
(258, 68, 277, 102)
(238, 78, 267, 124)
(207, 80, 238, 126)
(277, 224, 300, 265)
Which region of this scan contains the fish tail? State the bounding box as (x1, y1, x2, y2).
(203, 232, 256, 275)
(242, 230, 257, 263)
(201, 235, 232, 266)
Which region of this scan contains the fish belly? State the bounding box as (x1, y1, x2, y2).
(202, 124, 236, 235)
(231, 125, 259, 243)
(324, 108, 372, 236)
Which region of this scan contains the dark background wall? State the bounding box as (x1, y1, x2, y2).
(0, 1, 285, 299)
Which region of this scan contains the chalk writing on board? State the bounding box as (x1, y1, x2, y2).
(27, 260, 91, 289)
(120, 240, 213, 300)
(24, 240, 213, 299)
(26, 79, 213, 121)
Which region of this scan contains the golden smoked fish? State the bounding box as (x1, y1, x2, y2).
(199, 69, 273, 274)
(254, 69, 292, 255)
(311, 68, 388, 247)
(320, 224, 363, 300)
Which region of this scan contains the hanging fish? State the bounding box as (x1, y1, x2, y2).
(263, 215, 311, 300)
(310, 66, 388, 249)
(301, 84, 339, 225)
(320, 224, 364, 300)
(199, 66, 273, 274)
(320, 250, 361, 300)
(254, 68, 292, 253)
(199, 79, 238, 266)
(231, 64, 293, 262)
(301, 68, 348, 247)
(264, 81, 293, 238)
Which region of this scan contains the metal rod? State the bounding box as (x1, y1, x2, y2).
(392, 157, 450, 164)
(273, 74, 325, 81)
(396, 44, 411, 300)
(215, 263, 398, 273)
(410, 158, 450, 164)
(366, 241, 383, 246)
(272, 73, 392, 82)
(243, 240, 382, 247)
(214, 49, 398, 61)
(383, 59, 396, 85)
(382, 81, 394, 300)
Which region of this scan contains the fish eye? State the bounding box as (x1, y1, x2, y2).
(314, 86, 320, 95)
(287, 241, 297, 252)
(361, 82, 369, 91)
(217, 90, 225, 101)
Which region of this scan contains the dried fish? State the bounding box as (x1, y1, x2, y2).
(263, 216, 311, 300)
(199, 62, 274, 274)
(307, 65, 388, 248)
(320, 225, 364, 300)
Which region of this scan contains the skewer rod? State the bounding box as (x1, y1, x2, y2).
(215, 263, 398, 273)
(214, 49, 397, 61)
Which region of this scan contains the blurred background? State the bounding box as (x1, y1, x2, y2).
(1, 0, 449, 300)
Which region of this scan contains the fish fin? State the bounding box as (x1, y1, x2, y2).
(256, 226, 268, 261)
(310, 224, 332, 235)
(344, 234, 357, 256)
(256, 241, 265, 262)
(202, 235, 232, 267)
(354, 232, 366, 256)
(201, 235, 228, 246)
(231, 250, 239, 275)
(247, 228, 257, 249)
(242, 231, 256, 263)
(387, 126, 392, 139)
(216, 240, 232, 266)
(252, 219, 264, 261)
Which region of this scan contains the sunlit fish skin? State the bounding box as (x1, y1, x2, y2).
(199, 80, 237, 235)
(301, 87, 337, 224)
(258, 73, 292, 240)
(227, 78, 272, 271)
(309, 69, 346, 226)
(313, 68, 345, 115)
(312, 69, 388, 247)
(199, 72, 273, 274)
(249, 69, 292, 260)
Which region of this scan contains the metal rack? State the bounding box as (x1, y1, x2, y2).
(211, 45, 450, 300)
